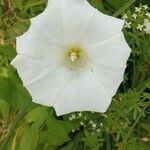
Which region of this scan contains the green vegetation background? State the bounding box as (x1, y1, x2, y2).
(0, 0, 150, 150)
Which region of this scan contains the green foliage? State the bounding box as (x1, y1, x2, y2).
(107, 0, 127, 10)
(89, 0, 105, 12)
(17, 124, 39, 150)
(40, 116, 71, 146)
(0, 0, 150, 150)
(0, 99, 9, 122)
(0, 44, 16, 60)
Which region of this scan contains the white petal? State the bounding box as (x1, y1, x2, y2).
(26, 67, 71, 106)
(16, 0, 65, 57)
(30, 0, 64, 44)
(80, 10, 124, 45)
(61, 0, 95, 45)
(11, 55, 59, 86)
(16, 24, 63, 57)
(54, 69, 111, 116)
(85, 33, 131, 68)
(12, 55, 71, 106)
(91, 65, 125, 97)
(12, 0, 131, 115)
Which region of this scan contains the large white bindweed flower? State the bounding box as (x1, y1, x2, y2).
(11, 0, 131, 116)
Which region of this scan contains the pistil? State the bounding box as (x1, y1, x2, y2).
(70, 52, 77, 62)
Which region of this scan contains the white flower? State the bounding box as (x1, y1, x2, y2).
(80, 122, 84, 126)
(89, 120, 94, 124)
(144, 21, 150, 34)
(137, 24, 143, 31)
(92, 123, 97, 129)
(132, 13, 137, 19)
(135, 7, 141, 13)
(71, 114, 76, 120)
(144, 19, 149, 24)
(11, 0, 131, 116)
(69, 117, 73, 121)
(146, 12, 150, 18)
(124, 22, 131, 28)
(142, 5, 148, 10)
(69, 114, 76, 120)
(78, 112, 83, 117)
(122, 14, 128, 20)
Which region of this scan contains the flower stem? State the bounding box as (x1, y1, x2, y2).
(113, 0, 136, 17)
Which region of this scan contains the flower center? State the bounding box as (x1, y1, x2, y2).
(70, 52, 77, 62)
(65, 47, 86, 71)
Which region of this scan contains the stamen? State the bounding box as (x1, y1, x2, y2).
(70, 52, 77, 62)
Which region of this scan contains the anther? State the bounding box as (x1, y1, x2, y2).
(70, 52, 77, 62)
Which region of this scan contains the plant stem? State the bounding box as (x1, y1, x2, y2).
(106, 134, 112, 150)
(119, 103, 149, 150)
(113, 0, 136, 17)
(0, 100, 32, 150)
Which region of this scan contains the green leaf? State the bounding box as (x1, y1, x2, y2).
(59, 142, 74, 150)
(133, 108, 138, 120)
(19, 124, 38, 150)
(0, 67, 9, 78)
(0, 76, 31, 109)
(89, 0, 105, 12)
(0, 44, 16, 60)
(12, 20, 30, 36)
(140, 123, 150, 134)
(0, 99, 9, 121)
(113, 0, 136, 17)
(40, 117, 70, 146)
(25, 106, 50, 127)
(107, 0, 126, 10)
(0, 77, 18, 107)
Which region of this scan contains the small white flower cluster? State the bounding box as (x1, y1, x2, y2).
(68, 112, 83, 121)
(68, 112, 103, 133)
(122, 5, 150, 34)
(89, 120, 103, 133)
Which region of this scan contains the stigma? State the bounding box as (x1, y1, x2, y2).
(65, 46, 86, 70)
(70, 52, 77, 62)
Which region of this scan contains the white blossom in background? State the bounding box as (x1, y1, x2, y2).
(123, 5, 150, 35)
(137, 24, 143, 31)
(89, 120, 94, 125)
(143, 5, 148, 10)
(11, 0, 131, 116)
(91, 123, 97, 129)
(78, 112, 83, 118)
(80, 122, 84, 126)
(71, 129, 75, 133)
(144, 21, 150, 34)
(124, 22, 131, 28)
(146, 12, 150, 18)
(122, 14, 128, 20)
(132, 13, 137, 19)
(96, 129, 100, 133)
(71, 114, 76, 120)
(144, 19, 149, 24)
(135, 7, 141, 13)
